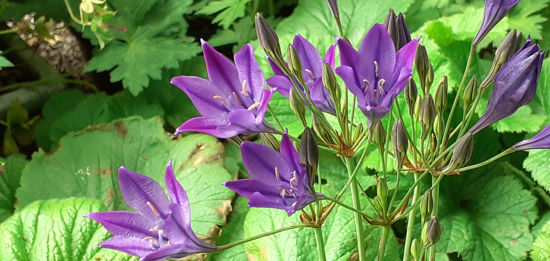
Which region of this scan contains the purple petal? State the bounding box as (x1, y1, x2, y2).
(515, 124, 550, 150)
(175, 116, 237, 138)
(87, 211, 156, 238)
(118, 167, 171, 223)
(324, 44, 336, 67)
(99, 236, 154, 258)
(358, 24, 396, 82)
(164, 160, 188, 206)
(335, 65, 364, 105)
(392, 39, 418, 81)
(473, 0, 520, 45)
(201, 40, 241, 96)
(266, 75, 292, 97)
(164, 204, 217, 251)
(337, 38, 358, 68)
(227, 109, 258, 133)
(141, 244, 207, 261)
(279, 131, 302, 172)
(268, 58, 285, 76)
(255, 88, 274, 125)
(234, 44, 264, 103)
(240, 141, 293, 181)
(293, 34, 323, 80)
(224, 179, 289, 210)
(171, 76, 228, 116)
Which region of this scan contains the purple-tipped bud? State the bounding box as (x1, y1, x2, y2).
(383, 9, 412, 50)
(422, 217, 442, 247)
(299, 127, 319, 187)
(513, 124, 550, 150)
(481, 30, 523, 87)
(469, 39, 545, 134)
(473, 0, 521, 46)
(392, 119, 408, 169)
(255, 13, 287, 74)
(445, 133, 474, 172)
(326, 0, 339, 18)
(415, 44, 434, 93)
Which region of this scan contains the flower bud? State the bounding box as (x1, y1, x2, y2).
(255, 13, 287, 74)
(414, 95, 423, 122)
(372, 121, 386, 153)
(404, 78, 418, 117)
(415, 44, 434, 94)
(473, 0, 521, 46)
(299, 127, 319, 187)
(463, 77, 478, 112)
(377, 177, 389, 202)
(420, 94, 436, 141)
(260, 133, 280, 151)
(420, 189, 433, 224)
(445, 133, 474, 172)
(312, 113, 334, 144)
(326, 0, 339, 19)
(322, 63, 341, 107)
(287, 44, 303, 82)
(383, 9, 412, 50)
(435, 76, 448, 115)
(289, 88, 307, 126)
(422, 217, 441, 247)
(481, 30, 523, 88)
(392, 119, 408, 169)
(434, 115, 445, 143)
(411, 238, 422, 261)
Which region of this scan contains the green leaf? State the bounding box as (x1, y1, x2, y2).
(536, 58, 550, 115)
(437, 171, 538, 260)
(0, 198, 136, 260)
(507, 0, 549, 40)
(0, 154, 26, 222)
(0, 51, 13, 69)
(209, 196, 250, 261)
(197, 0, 252, 29)
(532, 219, 550, 261)
(17, 117, 234, 237)
(523, 150, 550, 192)
(208, 18, 256, 49)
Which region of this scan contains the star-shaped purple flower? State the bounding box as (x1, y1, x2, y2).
(514, 124, 550, 150)
(224, 132, 322, 216)
(473, 0, 521, 45)
(87, 162, 217, 261)
(469, 38, 544, 134)
(336, 24, 418, 127)
(171, 41, 275, 138)
(266, 34, 337, 114)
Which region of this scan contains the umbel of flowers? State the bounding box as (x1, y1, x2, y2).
(89, 0, 548, 260)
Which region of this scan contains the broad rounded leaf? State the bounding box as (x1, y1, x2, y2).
(523, 150, 550, 192)
(532, 220, 550, 261)
(0, 154, 26, 222)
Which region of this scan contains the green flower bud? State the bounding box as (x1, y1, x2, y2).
(392, 119, 408, 169)
(414, 95, 423, 122)
(287, 44, 304, 82)
(434, 115, 445, 143)
(463, 77, 478, 112)
(255, 13, 287, 75)
(289, 88, 307, 126)
(422, 217, 441, 247)
(435, 76, 448, 115)
(415, 44, 434, 94)
(377, 177, 389, 203)
(481, 30, 523, 88)
(445, 132, 474, 172)
(322, 63, 341, 107)
(420, 189, 433, 224)
(411, 238, 422, 261)
(404, 78, 418, 117)
(260, 133, 280, 151)
(420, 94, 436, 141)
(372, 121, 386, 153)
(312, 113, 334, 144)
(299, 127, 319, 187)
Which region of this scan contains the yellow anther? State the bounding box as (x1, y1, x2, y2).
(374, 60, 380, 77)
(142, 236, 158, 245)
(232, 92, 243, 106)
(289, 171, 298, 188)
(149, 228, 159, 232)
(378, 79, 386, 96)
(275, 166, 280, 181)
(241, 80, 248, 96)
(305, 69, 316, 79)
(213, 96, 228, 106)
(363, 79, 370, 91)
(279, 188, 288, 197)
(146, 202, 161, 217)
(247, 102, 260, 110)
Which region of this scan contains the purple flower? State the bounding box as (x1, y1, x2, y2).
(473, 0, 521, 45)
(87, 162, 217, 261)
(336, 24, 418, 127)
(266, 34, 337, 114)
(224, 131, 323, 216)
(469, 39, 544, 134)
(171, 41, 275, 138)
(514, 124, 550, 150)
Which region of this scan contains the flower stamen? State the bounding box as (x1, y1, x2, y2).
(289, 171, 298, 188)
(213, 96, 228, 106)
(247, 102, 261, 110)
(378, 79, 386, 96)
(363, 79, 370, 91)
(146, 202, 161, 217)
(374, 60, 380, 77)
(241, 80, 248, 96)
(142, 236, 158, 246)
(232, 92, 243, 106)
(305, 69, 316, 79)
(274, 166, 280, 181)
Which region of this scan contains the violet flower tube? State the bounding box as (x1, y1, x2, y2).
(514, 124, 550, 150)
(171, 41, 275, 138)
(469, 39, 544, 134)
(336, 24, 418, 127)
(224, 131, 323, 216)
(87, 162, 217, 261)
(267, 34, 337, 114)
(473, 0, 521, 45)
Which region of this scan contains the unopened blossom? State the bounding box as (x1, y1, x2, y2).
(514, 124, 550, 150)
(473, 0, 521, 45)
(336, 24, 418, 127)
(383, 9, 412, 50)
(224, 131, 323, 216)
(87, 162, 217, 261)
(267, 34, 336, 114)
(469, 39, 544, 134)
(171, 41, 275, 138)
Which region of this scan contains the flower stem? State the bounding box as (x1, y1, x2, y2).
(456, 148, 514, 172)
(322, 197, 369, 216)
(314, 227, 327, 261)
(377, 225, 390, 261)
(217, 224, 310, 251)
(345, 157, 366, 261)
(402, 173, 420, 261)
(63, 0, 85, 26)
(427, 176, 440, 261)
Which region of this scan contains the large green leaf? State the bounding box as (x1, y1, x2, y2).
(437, 169, 538, 260)
(0, 198, 136, 260)
(507, 0, 550, 40)
(536, 58, 550, 115)
(17, 117, 234, 236)
(0, 154, 27, 222)
(210, 196, 250, 261)
(523, 150, 550, 192)
(197, 0, 252, 29)
(532, 219, 550, 261)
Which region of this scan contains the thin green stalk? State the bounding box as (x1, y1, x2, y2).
(345, 157, 366, 261)
(402, 173, 420, 261)
(427, 176, 440, 261)
(314, 227, 327, 261)
(217, 224, 310, 250)
(268, 105, 285, 130)
(378, 225, 390, 261)
(456, 148, 514, 172)
(0, 28, 18, 35)
(388, 169, 401, 212)
(323, 197, 370, 216)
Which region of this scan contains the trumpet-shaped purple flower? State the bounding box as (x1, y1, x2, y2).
(470, 39, 544, 134)
(224, 132, 323, 216)
(473, 0, 521, 45)
(336, 24, 418, 127)
(87, 162, 217, 261)
(266, 34, 336, 114)
(514, 124, 550, 150)
(171, 41, 275, 138)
